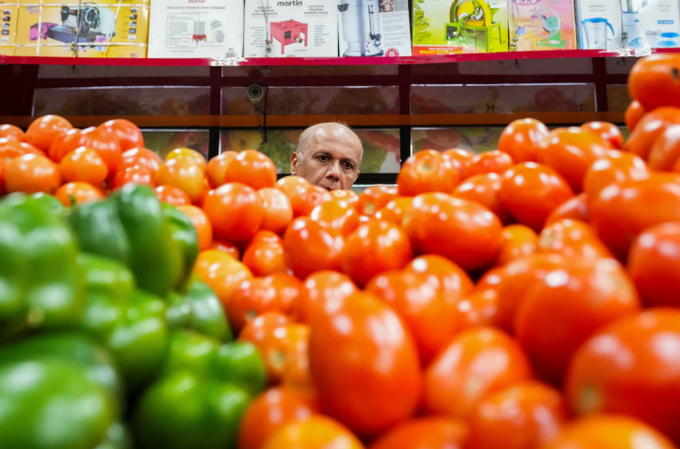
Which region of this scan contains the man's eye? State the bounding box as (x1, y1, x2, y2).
(344, 163, 354, 170)
(318, 155, 328, 162)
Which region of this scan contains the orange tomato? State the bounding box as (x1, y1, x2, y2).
(442, 148, 475, 180)
(373, 197, 413, 225)
(99, 119, 144, 152)
(624, 107, 680, 160)
(537, 219, 613, 259)
(224, 149, 277, 190)
(242, 231, 286, 276)
(308, 291, 422, 436)
(581, 121, 624, 150)
(59, 147, 108, 185)
(121, 148, 162, 176)
(165, 147, 207, 172)
(262, 416, 365, 449)
(202, 183, 263, 242)
(193, 249, 252, 307)
(111, 165, 155, 190)
(0, 124, 25, 142)
(648, 124, 680, 171)
(356, 185, 398, 216)
(155, 184, 191, 206)
(628, 222, 680, 307)
(539, 415, 678, 449)
(566, 309, 680, 444)
(397, 149, 460, 196)
(209, 238, 241, 260)
(330, 189, 359, 206)
(466, 381, 566, 449)
(54, 182, 105, 206)
(310, 199, 360, 238)
(207, 151, 237, 188)
(276, 175, 310, 200)
(402, 193, 503, 272)
(340, 220, 413, 287)
(467, 150, 515, 177)
(293, 185, 333, 218)
(228, 276, 285, 333)
(405, 254, 474, 298)
(283, 217, 344, 279)
(5, 154, 61, 194)
(258, 188, 293, 234)
(369, 417, 468, 449)
(499, 162, 574, 232)
(624, 100, 646, 132)
(498, 118, 550, 163)
(176, 205, 212, 251)
(293, 271, 358, 324)
(494, 224, 539, 266)
(0, 138, 44, 159)
(25, 115, 72, 152)
(540, 127, 610, 193)
(582, 151, 648, 203)
(48, 127, 83, 163)
(155, 157, 206, 202)
(545, 193, 589, 225)
(628, 52, 680, 111)
(423, 327, 532, 419)
(267, 272, 301, 315)
(81, 126, 123, 177)
(515, 257, 640, 384)
(452, 172, 513, 224)
(238, 387, 318, 449)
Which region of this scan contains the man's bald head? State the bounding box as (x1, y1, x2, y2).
(291, 123, 363, 190)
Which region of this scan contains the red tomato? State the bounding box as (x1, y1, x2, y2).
(202, 183, 263, 242)
(357, 185, 399, 216)
(537, 219, 614, 259)
(207, 151, 237, 188)
(330, 189, 359, 206)
(155, 184, 191, 206)
(308, 291, 422, 436)
(100, 119, 144, 151)
(373, 197, 413, 225)
(467, 150, 515, 177)
(581, 122, 623, 150)
(442, 148, 475, 180)
(648, 124, 680, 171)
(25, 115, 72, 152)
(310, 199, 360, 238)
(628, 53, 680, 111)
(453, 172, 513, 224)
(59, 146, 108, 186)
(545, 193, 589, 225)
(499, 163, 574, 232)
(242, 232, 286, 277)
(624, 107, 680, 160)
(402, 193, 503, 272)
(262, 416, 364, 449)
(112, 165, 155, 190)
(54, 182, 104, 206)
(424, 327, 532, 419)
(283, 217, 344, 279)
(228, 276, 285, 333)
(340, 220, 413, 287)
(224, 149, 277, 190)
(121, 148, 162, 176)
(494, 224, 538, 267)
(515, 257, 640, 384)
(405, 254, 474, 297)
(293, 271, 358, 324)
(0, 124, 25, 142)
(257, 187, 293, 234)
(4, 154, 61, 194)
(582, 151, 649, 203)
(369, 417, 468, 449)
(625, 100, 646, 132)
(566, 309, 680, 444)
(397, 149, 459, 196)
(498, 118, 550, 163)
(293, 185, 333, 218)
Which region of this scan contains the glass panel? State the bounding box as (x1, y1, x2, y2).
(411, 84, 596, 114)
(222, 65, 399, 77)
(222, 86, 400, 115)
(38, 66, 210, 79)
(607, 85, 632, 112)
(142, 129, 209, 160)
(220, 128, 401, 174)
(33, 86, 210, 116)
(412, 126, 505, 154)
(605, 57, 641, 74)
(412, 58, 593, 76)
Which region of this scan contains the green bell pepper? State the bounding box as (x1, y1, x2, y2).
(31, 192, 65, 216)
(0, 194, 83, 337)
(162, 203, 199, 292)
(0, 334, 120, 449)
(68, 200, 131, 267)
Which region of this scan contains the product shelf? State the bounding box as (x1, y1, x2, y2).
(3, 48, 680, 67)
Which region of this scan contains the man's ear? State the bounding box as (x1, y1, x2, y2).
(355, 170, 360, 181)
(290, 152, 299, 175)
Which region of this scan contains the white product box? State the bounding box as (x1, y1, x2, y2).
(621, 0, 680, 50)
(337, 0, 411, 56)
(244, 0, 338, 57)
(148, 0, 243, 58)
(577, 0, 623, 50)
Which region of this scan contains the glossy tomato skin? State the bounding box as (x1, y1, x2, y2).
(262, 416, 365, 449)
(308, 291, 422, 436)
(466, 150, 515, 177)
(515, 257, 640, 385)
(537, 219, 614, 259)
(589, 173, 680, 257)
(257, 188, 293, 235)
(582, 151, 649, 204)
(100, 119, 144, 152)
(625, 100, 646, 132)
(540, 415, 678, 449)
(25, 115, 72, 152)
(202, 183, 263, 242)
(402, 193, 503, 273)
(340, 220, 413, 287)
(207, 151, 237, 188)
(628, 223, 680, 307)
(498, 118, 550, 163)
(453, 173, 513, 224)
(424, 327, 532, 420)
(310, 199, 360, 238)
(624, 107, 680, 160)
(648, 124, 680, 171)
(566, 309, 680, 444)
(283, 217, 344, 279)
(499, 163, 574, 232)
(357, 185, 399, 216)
(224, 149, 277, 190)
(405, 254, 474, 297)
(368, 417, 468, 449)
(494, 224, 538, 267)
(545, 193, 589, 225)
(397, 149, 459, 196)
(293, 271, 358, 324)
(629, 53, 680, 111)
(581, 122, 624, 150)
(465, 381, 566, 449)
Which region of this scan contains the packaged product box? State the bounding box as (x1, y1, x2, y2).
(148, 0, 243, 58)
(0, 4, 19, 55)
(620, 0, 680, 50)
(14, 2, 148, 57)
(412, 0, 508, 55)
(507, 0, 577, 51)
(338, 0, 411, 56)
(244, 0, 338, 57)
(576, 0, 622, 50)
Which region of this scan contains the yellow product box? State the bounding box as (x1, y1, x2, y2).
(77, 42, 146, 56)
(0, 4, 19, 53)
(21, 0, 149, 8)
(15, 3, 148, 56)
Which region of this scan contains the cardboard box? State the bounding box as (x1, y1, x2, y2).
(508, 0, 577, 51)
(15, 3, 148, 56)
(576, 0, 622, 50)
(338, 0, 411, 56)
(148, 0, 243, 58)
(412, 0, 508, 54)
(620, 0, 680, 50)
(0, 4, 18, 55)
(244, 0, 338, 57)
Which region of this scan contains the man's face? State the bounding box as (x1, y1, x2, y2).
(290, 127, 362, 191)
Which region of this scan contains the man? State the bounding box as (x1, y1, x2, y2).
(290, 122, 363, 191)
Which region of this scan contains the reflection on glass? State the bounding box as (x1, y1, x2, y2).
(607, 85, 632, 112)
(33, 87, 211, 116)
(220, 128, 401, 174)
(412, 127, 505, 154)
(141, 129, 209, 160)
(411, 84, 596, 114)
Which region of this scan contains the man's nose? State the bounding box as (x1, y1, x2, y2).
(326, 160, 341, 180)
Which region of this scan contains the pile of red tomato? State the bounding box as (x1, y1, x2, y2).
(3, 53, 680, 449)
